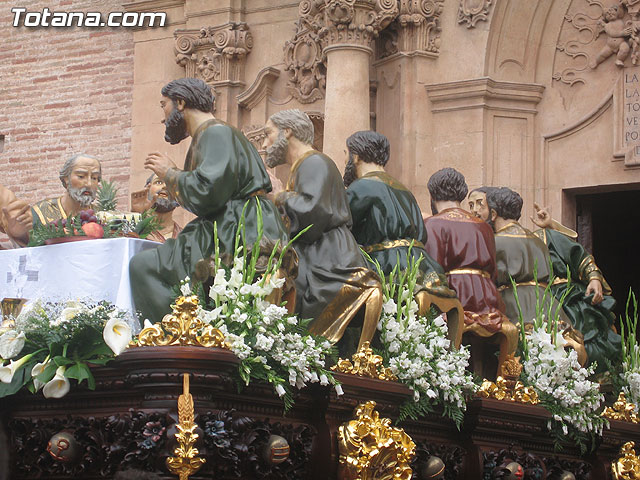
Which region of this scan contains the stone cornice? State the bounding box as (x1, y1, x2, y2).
(425, 77, 545, 114)
(237, 66, 281, 109)
(122, 0, 184, 13)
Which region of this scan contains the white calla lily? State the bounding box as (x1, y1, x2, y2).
(0, 330, 26, 360)
(42, 366, 70, 398)
(103, 316, 132, 355)
(0, 353, 34, 384)
(31, 358, 51, 392)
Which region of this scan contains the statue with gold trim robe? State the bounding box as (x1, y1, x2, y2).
(346, 171, 463, 347)
(277, 151, 382, 350)
(534, 228, 621, 372)
(424, 208, 516, 375)
(31, 197, 75, 228)
(130, 119, 288, 324)
(494, 222, 571, 327)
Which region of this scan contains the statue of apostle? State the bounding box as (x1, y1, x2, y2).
(0, 185, 31, 247)
(131, 173, 183, 243)
(262, 110, 382, 350)
(129, 78, 288, 323)
(424, 168, 516, 376)
(343, 131, 463, 347)
(532, 204, 621, 372)
(31, 154, 101, 227)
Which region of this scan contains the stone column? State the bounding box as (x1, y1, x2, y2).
(300, 0, 398, 170)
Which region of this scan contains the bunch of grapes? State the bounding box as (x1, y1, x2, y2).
(50, 218, 67, 228)
(79, 209, 98, 225)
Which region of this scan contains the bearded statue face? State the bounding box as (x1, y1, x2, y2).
(64, 157, 101, 207)
(262, 119, 289, 168)
(161, 96, 188, 145)
(147, 175, 179, 213)
(343, 151, 358, 187)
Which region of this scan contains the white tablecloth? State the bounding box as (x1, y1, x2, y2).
(0, 238, 159, 317)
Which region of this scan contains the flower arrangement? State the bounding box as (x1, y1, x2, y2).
(371, 251, 476, 428)
(511, 270, 606, 453)
(178, 204, 339, 409)
(618, 290, 640, 411)
(0, 299, 133, 399)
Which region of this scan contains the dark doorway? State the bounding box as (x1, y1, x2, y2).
(576, 189, 640, 320)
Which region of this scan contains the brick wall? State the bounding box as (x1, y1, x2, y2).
(0, 0, 134, 245)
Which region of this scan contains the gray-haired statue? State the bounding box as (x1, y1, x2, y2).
(262, 109, 383, 351)
(129, 78, 288, 323)
(31, 154, 102, 227)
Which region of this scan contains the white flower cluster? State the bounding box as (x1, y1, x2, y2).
(622, 344, 640, 412)
(523, 328, 605, 435)
(379, 293, 476, 408)
(198, 253, 337, 397)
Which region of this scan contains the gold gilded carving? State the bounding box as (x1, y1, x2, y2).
(458, 0, 492, 29)
(603, 393, 640, 424)
(167, 373, 206, 480)
(137, 295, 228, 348)
(612, 441, 640, 480)
(174, 22, 253, 87)
(331, 341, 397, 381)
(338, 400, 416, 480)
(477, 377, 540, 405)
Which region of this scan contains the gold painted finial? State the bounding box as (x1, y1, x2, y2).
(478, 356, 539, 405)
(338, 400, 415, 479)
(612, 442, 640, 480)
(166, 373, 206, 480)
(137, 295, 228, 348)
(331, 341, 397, 381)
(603, 393, 640, 424)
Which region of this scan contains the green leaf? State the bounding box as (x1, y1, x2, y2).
(65, 362, 95, 389)
(0, 361, 36, 398)
(53, 356, 75, 366)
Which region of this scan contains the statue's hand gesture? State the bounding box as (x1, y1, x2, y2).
(144, 152, 177, 180)
(531, 202, 553, 229)
(2, 199, 31, 242)
(586, 278, 604, 305)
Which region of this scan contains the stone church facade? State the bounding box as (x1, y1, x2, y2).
(2, 0, 640, 298)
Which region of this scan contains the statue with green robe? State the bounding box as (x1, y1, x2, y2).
(532, 204, 621, 373)
(343, 131, 462, 347)
(129, 78, 288, 324)
(262, 110, 382, 351)
(486, 188, 587, 366)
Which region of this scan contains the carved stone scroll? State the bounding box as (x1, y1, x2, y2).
(458, 0, 493, 28)
(377, 0, 444, 60)
(174, 22, 253, 87)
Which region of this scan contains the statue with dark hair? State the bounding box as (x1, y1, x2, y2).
(129, 78, 288, 323)
(262, 114, 383, 353)
(130, 173, 182, 243)
(468, 186, 497, 222)
(32, 153, 102, 228)
(344, 132, 464, 346)
(532, 205, 621, 373)
(485, 188, 585, 364)
(424, 169, 516, 377)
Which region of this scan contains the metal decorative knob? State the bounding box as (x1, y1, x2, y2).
(47, 431, 79, 463)
(418, 455, 445, 479)
(263, 434, 290, 465)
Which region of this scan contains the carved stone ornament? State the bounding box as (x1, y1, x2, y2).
(612, 442, 640, 480)
(377, 0, 445, 60)
(136, 295, 228, 348)
(174, 22, 253, 87)
(284, 15, 327, 103)
(243, 125, 268, 154)
(457, 0, 492, 28)
(331, 341, 397, 381)
(338, 400, 416, 480)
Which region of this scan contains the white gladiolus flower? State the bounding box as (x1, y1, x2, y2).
(0, 330, 26, 360)
(103, 315, 133, 355)
(180, 282, 192, 296)
(42, 366, 71, 399)
(335, 384, 344, 396)
(319, 374, 329, 386)
(275, 384, 286, 397)
(143, 319, 154, 329)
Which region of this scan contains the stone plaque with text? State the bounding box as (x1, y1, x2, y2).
(624, 66, 640, 166)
